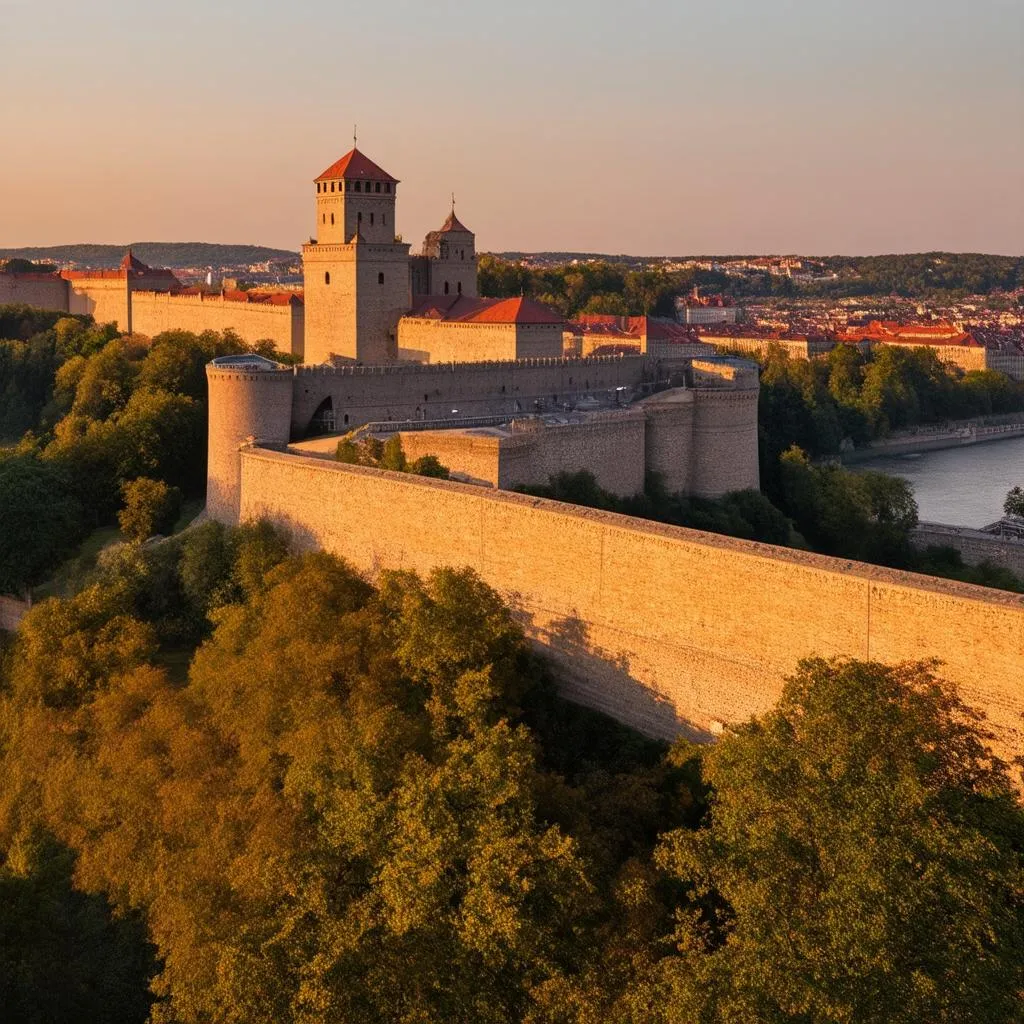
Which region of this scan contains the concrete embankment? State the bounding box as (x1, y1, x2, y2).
(842, 413, 1024, 464)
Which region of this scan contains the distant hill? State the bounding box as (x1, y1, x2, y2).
(0, 243, 299, 269)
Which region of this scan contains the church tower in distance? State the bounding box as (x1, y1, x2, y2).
(302, 147, 411, 364)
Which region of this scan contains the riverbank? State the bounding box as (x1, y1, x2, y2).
(841, 412, 1024, 464)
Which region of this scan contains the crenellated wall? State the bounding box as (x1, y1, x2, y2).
(234, 449, 1024, 765)
(289, 355, 653, 436)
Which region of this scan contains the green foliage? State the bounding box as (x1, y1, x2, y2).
(520, 471, 793, 546)
(380, 433, 407, 472)
(653, 658, 1024, 1024)
(0, 831, 155, 1024)
(0, 451, 83, 593)
(410, 454, 450, 479)
(778, 445, 918, 564)
(336, 433, 451, 480)
(0, 529, 1021, 1021)
(756, 343, 1024, 491)
(118, 477, 182, 543)
(915, 545, 1024, 593)
(1004, 485, 1024, 518)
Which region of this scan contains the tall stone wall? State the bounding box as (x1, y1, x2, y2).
(290, 356, 651, 436)
(914, 522, 1024, 577)
(0, 274, 69, 311)
(398, 430, 503, 487)
(131, 291, 304, 355)
(497, 413, 646, 496)
(397, 318, 563, 363)
(67, 278, 130, 331)
(236, 449, 1024, 764)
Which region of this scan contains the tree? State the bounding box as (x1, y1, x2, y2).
(1004, 485, 1024, 519)
(410, 454, 450, 479)
(0, 451, 83, 593)
(652, 658, 1024, 1024)
(118, 477, 182, 542)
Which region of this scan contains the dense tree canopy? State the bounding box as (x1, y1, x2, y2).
(0, 527, 1020, 1022)
(0, 306, 290, 593)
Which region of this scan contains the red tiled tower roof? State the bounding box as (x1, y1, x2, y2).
(119, 249, 150, 272)
(438, 210, 472, 234)
(315, 147, 398, 183)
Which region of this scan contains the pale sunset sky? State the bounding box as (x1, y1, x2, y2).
(2, 0, 1021, 255)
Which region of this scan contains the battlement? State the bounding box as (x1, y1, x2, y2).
(294, 353, 642, 377)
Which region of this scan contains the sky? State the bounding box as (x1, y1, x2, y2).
(1, 0, 1022, 256)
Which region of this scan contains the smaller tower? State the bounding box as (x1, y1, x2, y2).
(416, 202, 477, 299)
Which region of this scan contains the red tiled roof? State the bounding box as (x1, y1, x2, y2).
(119, 249, 149, 272)
(438, 210, 472, 234)
(315, 147, 398, 183)
(409, 294, 563, 326)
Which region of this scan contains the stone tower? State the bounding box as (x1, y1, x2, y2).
(302, 147, 411, 365)
(410, 207, 478, 299)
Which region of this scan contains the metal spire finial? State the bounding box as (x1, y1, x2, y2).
(353, 124, 358, 148)
(451, 191, 456, 213)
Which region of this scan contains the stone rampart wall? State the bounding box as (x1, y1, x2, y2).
(290, 355, 650, 436)
(67, 278, 129, 331)
(914, 522, 1024, 577)
(236, 448, 1024, 764)
(0, 274, 69, 312)
(131, 291, 304, 355)
(397, 317, 563, 363)
(399, 431, 502, 487)
(497, 413, 646, 496)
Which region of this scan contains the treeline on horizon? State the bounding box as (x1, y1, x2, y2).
(479, 252, 1024, 316)
(0, 520, 1021, 1022)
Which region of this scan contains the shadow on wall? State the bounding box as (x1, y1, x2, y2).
(518, 604, 713, 744)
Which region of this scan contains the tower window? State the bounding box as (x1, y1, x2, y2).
(375, 182, 381, 193)
(358, 212, 362, 223)
(331, 181, 335, 192)
(330, 213, 335, 225)
(383, 214, 387, 226)
(354, 181, 361, 192)
(317, 182, 321, 193)
(325, 271, 331, 284)
(378, 272, 384, 284)
(385, 183, 391, 193)
(370, 213, 374, 225)
(444, 281, 450, 295)
(457, 282, 462, 294)
(322, 214, 326, 224)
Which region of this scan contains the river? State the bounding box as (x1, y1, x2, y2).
(859, 436, 1024, 527)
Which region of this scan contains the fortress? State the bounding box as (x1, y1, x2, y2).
(201, 145, 1024, 767)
